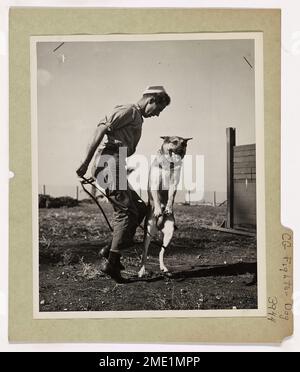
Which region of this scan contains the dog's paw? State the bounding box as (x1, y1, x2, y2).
(164, 206, 173, 215)
(138, 266, 146, 278)
(160, 265, 169, 273)
(153, 208, 163, 218)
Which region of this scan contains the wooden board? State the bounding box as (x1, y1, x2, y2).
(234, 144, 256, 152)
(233, 161, 256, 169)
(233, 181, 256, 227)
(233, 155, 256, 163)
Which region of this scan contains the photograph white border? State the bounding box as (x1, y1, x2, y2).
(30, 32, 265, 319)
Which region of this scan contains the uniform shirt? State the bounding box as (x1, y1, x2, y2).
(98, 104, 144, 157)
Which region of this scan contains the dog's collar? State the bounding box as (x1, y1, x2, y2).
(158, 161, 174, 169)
(157, 149, 180, 169)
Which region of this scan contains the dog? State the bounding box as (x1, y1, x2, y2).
(138, 136, 192, 278)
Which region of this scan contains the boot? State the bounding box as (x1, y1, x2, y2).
(99, 245, 125, 271)
(100, 251, 126, 283)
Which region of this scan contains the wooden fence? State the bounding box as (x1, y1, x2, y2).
(226, 127, 256, 231)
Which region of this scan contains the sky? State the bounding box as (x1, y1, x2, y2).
(36, 36, 255, 201)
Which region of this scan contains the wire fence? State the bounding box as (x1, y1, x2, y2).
(39, 184, 227, 206)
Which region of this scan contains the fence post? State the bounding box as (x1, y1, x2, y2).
(226, 127, 236, 228)
(213, 191, 216, 207)
(76, 186, 79, 201)
(43, 185, 46, 195)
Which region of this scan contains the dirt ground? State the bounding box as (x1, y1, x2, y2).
(39, 203, 257, 312)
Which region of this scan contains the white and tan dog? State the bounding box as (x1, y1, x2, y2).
(138, 136, 192, 278)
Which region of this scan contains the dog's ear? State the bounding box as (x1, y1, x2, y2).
(184, 137, 193, 142)
(160, 136, 170, 142)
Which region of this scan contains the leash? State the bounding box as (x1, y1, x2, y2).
(80, 176, 113, 232)
(79, 176, 166, 249)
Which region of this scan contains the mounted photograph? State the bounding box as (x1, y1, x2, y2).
(31, 32, 265, 318)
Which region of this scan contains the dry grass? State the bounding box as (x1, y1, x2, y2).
(39, 203, 257, 312)
(77, 257, 101, 280)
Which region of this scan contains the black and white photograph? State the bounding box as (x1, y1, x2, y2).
(32, 33, 265, 317)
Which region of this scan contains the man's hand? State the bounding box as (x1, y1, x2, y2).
(76, 162, 88, 178)
(153, 206, 163, 218)
(164, 204, 173, 215)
